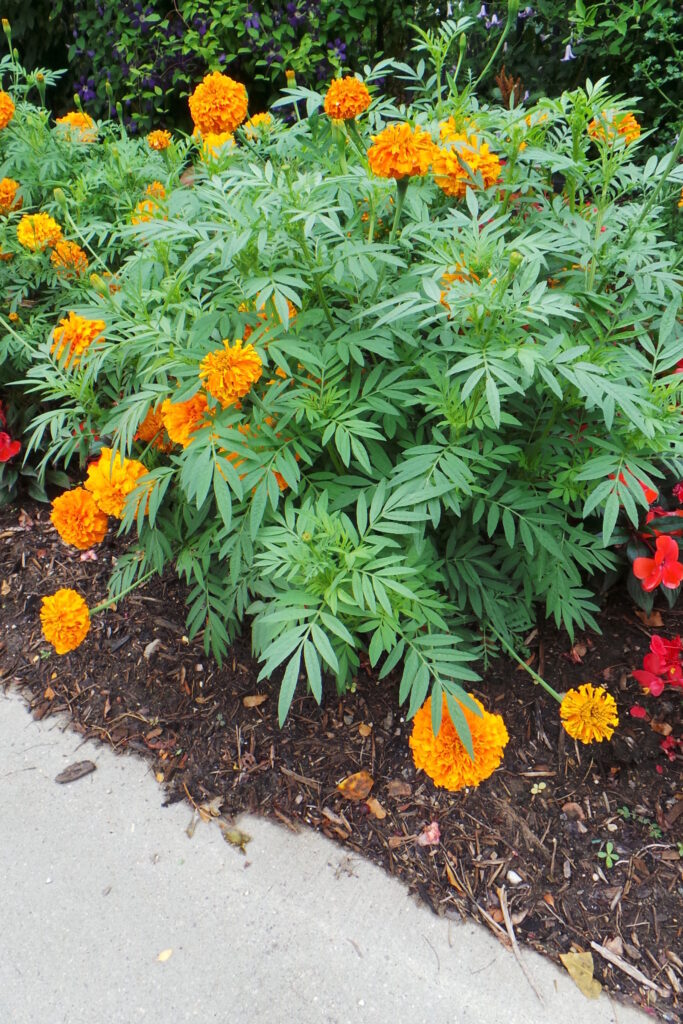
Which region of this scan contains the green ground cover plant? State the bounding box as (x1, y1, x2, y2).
(1, 18, 682, 777)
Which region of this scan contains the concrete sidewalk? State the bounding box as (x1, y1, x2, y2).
(1, 690, 646, 1024)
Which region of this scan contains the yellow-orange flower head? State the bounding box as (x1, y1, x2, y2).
(0, 177, 21, 215)
(40, 588, 90, 655)
(55, 111, 97, 142)
(189, 71, 248, 135)
(50, 487, 108, 550)
(410, 694, 509, 791)
(194, 128, 235, 160)
(50, 240, 89, 278)
(199, 338, 263, 408)
(135, 405, 172, 451)
(367, 123, 435, 180)
(17, 212, 63, 251)
(243, 112, 273, 138)
(560, 683, 619, 744)
(147, 128, 172, 150)
(0, 90, 15, 129)
(160, 392, 210, 448)
(432, 134, 502, 198)
(51, 312, 105, 368)
(84, 447, 149, 518)
(588, 111, 641, 146)
(324, 77, 371, 121)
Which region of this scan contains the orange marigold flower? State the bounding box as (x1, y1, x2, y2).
(50, 240, 89, 278)
(438, 115, 478, 143)
(55, 111, 97, 142)
(0, 246, 13, 261)
(588, 110, 641, 146)
(135, 405, 172, 451)
(679, 186, 683, 209)
(194, 128, 235, 160)
(17, 212, 63, 251)
(410, 694, 509, 791)
(243, 112, 273, 138)
(0, 176, 21, 214)
(240, 298, 297, 340)
(50, 487, 108, 550)
(160, 392, 210, 448)
(188, 71, 248, 135)
(8, 310, 18, 320)
(367, 123, 435, 180)
(0, 90, 15, 130)
(84, 447, 149, 518)
(432, 134, 502, 198)
(199, 338, 263, 408)
(40, 588, 90, 655)
(560, 683, 619, 744)
(146, 181, 166, 200)
(51, 311, 105, 368)
(323, 76, 371, 120)
(147, 128, 172, 150)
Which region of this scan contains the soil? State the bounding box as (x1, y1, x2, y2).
(1, 500, 681, 1020)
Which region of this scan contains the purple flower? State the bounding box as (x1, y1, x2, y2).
(476, 4, 487, 18)
(561, 43, 576, 61)
(486, 13, 500, 28)
(244, 10, 260, 30)
(519, 5, 534, 16)
(327, 36, 346, 62)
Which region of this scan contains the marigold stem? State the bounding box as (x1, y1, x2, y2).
(92, 569, 156, 614)
(487, 624, 563, 703)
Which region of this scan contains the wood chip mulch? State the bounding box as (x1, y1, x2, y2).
(1, 501, 681, 1020)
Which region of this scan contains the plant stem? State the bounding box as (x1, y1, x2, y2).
(92, 569, 156, 613)
(472, 0, 519, 90)
(487, 623, 563, 702)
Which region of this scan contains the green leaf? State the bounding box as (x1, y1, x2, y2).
(278, 648, 302, 726)
(303, 640, 322, 703)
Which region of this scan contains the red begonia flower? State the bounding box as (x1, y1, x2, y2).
(633, 535, 683, 591)
(0, 431, 21, 462)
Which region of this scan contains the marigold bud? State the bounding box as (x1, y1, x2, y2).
(53, 186, 67, 207)
(509, 250, 523, 271)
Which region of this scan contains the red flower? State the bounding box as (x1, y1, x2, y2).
(632, 535, 683, 591)
(0, 431, 20, 462)
(632, 634, 683, 696)
(673, 482, 683, 504)
(659, 736, 681, 762)
(644, 506, 683, 538)
(629, 704, 648, 719)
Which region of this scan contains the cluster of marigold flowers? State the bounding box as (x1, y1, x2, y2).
(410, 681, 619, 792)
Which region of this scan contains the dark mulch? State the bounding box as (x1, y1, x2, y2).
(1, 501, 682, 1020)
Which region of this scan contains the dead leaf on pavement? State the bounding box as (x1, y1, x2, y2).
(157, 949, 173, 963)
(243, 694, 268, 708)
(337, 770, 373, 801)
(365, 796, 386, 819)
(559, 951, 602, 999)
(386, 779, 411, 799)
(55, 760, 96, 784)
(219, 822, 251, 853)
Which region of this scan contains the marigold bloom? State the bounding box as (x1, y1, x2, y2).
(324, 77, 371, 120)
(432, 134, 502, 197)
(439, 115, 478, 143)
(367, 123, 435, 180)
(409, 694, 509, 791)
(132, 184, 167, 223)
(55, 111, 97, 142)
(588, 110, 641, 146)
(50, 487, 108, 549)
(84, 447, 149, 518)
(135, 405, 172, 451)
(243, 112, 273, 138)
(0, 90, 15, 129)
(51, 311, 105, 368)
(199, 338, 263, 408)
(633, 534, 683, 592)
(0, 176, 21, 214)
(17, 212, 63, 251)
(40, 588, 90, 655)
(188, 71, 248, 135)
(560, 683, 619, 744)
(194, 128, 235, 159)
(50, 240, 89, 278)
(147, 128, 172, 150)
(160, 392, 210, 448)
